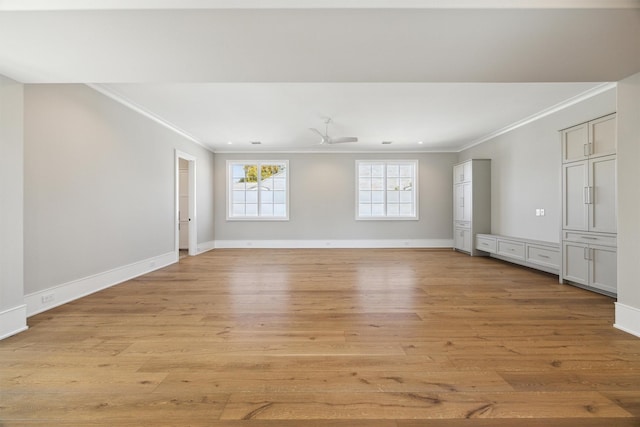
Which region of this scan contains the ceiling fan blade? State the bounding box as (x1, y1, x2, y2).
(309, 128, 324, 137)
(309, 127, 329, 144)
(328, 136, 358, 144)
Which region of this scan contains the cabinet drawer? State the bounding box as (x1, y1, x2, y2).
(563, 231, 616, 247)
(476, 236, 496, 253)
(526, 245, 560, 269)
(497, 240, 525, 260)
(454, 220, 470, 228)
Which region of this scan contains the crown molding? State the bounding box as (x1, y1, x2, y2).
(3, 0, 639, 10)
(212, 149, 457, 154)
(86, 84, 210, 151)
(458, 82, 617, 152)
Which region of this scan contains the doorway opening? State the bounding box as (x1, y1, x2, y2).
(175, 150, 196, 259)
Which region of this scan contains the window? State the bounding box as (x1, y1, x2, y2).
(227, 160, 289, 220)
(356, 160, 418, 220)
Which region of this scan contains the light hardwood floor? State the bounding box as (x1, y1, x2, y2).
(2, 248, 640, 426)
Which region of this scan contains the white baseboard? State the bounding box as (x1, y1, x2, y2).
(614, 302, 640, 338)
(0, 304, 28, 340)
(25, 251, 177, 317)
(214, 239, 453, 249)
(196, 240, 216, 254)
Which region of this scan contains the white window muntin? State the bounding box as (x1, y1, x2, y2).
(356, 160, 418, 220)
(227, 160, 289, 220)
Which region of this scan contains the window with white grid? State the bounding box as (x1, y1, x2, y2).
(356, 160, 418, 220)
(227, 160, 289, 220)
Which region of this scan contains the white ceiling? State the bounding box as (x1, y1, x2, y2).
(1, 1, 639, 152)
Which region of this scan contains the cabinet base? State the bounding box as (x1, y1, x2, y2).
(562, 279, 616, 298)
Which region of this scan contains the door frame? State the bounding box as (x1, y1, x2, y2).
(175, 150, 197, 257)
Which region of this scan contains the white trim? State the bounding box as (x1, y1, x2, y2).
(175, 150, 198, 257)
(214, 149, 458, 154)
(614, 303, 640, 338)
(3, 0, 638, 10)
(214, 239, 453, 249)
(196, 240, 217, 254)
(25, 252, 177, 317)
(459, 82, 617, 152)
(0, 304, 28, 340)
(87, 84, 209, 151)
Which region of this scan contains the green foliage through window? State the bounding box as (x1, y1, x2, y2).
(240, 165, 282, 183)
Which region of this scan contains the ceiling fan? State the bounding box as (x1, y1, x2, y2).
(309, 118, 358, 145)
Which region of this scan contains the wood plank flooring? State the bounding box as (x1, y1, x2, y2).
(2, 248, 640, 426)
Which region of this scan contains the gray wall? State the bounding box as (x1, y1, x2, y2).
(459, 88, 617, 243)
(617, 72, 640, 310)
(214, 152, 456, 243)
(0, 75, 25, 333)
(24, 84, 215, 295)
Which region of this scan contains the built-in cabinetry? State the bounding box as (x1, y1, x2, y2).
(476, 234, 560, 275)
(453, 159, 491, 256)
(560, 113, 617, 296)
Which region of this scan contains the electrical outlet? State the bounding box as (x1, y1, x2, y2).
(540, 209, 545, 216)
(41, 293, 55, 304)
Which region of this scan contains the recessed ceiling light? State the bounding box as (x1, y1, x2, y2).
(382, 141, 393, 145)
(251, 141, 262, 145)
(418, 141, 424, 145)
(227, 141, 233, 145)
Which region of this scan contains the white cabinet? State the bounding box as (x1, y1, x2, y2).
(476, 235, 497, 253)
(454, 161, 472, 184)
(526, 244, 560, 272)
(476, 234, 560, 274)
(562, 113, 616, 163)
(454, 182, 471, 222)
(562, 155, 617, 234)
(563, 239, 617, 296)
(560, 113, 617, 296)
(497, 239, 525, 261)
(452, 159, 491, 256)
(454, 227, 471, 253)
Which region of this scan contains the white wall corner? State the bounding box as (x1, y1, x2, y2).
(24, 252, 177, 317)
(196, 240, 216, 254)
(0, 304, 28, 340)
(614, 302, 640, 338)
(214, 239, 453, 249)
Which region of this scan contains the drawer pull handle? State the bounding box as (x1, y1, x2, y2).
(581, 236, 598, 240)
(538, 254, 550, 259)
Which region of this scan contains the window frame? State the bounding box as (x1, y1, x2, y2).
(226, 160, 290, 221)
(355, 159, 419, 221)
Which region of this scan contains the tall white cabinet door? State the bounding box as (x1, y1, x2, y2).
(454, 184, 465, 221)
(462, 162, 472, 182)
(563, 242, 589, 285)
(589, 114, 617, 158)
(454, 164, 465, 184)
(452, 159, 491, 256)
(562, 122, 589, 163)
(590, 245, 617, 294)
(589, 155, 617, 234)
(562, 161, 589, 231)
(462, 182, 472, 222)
